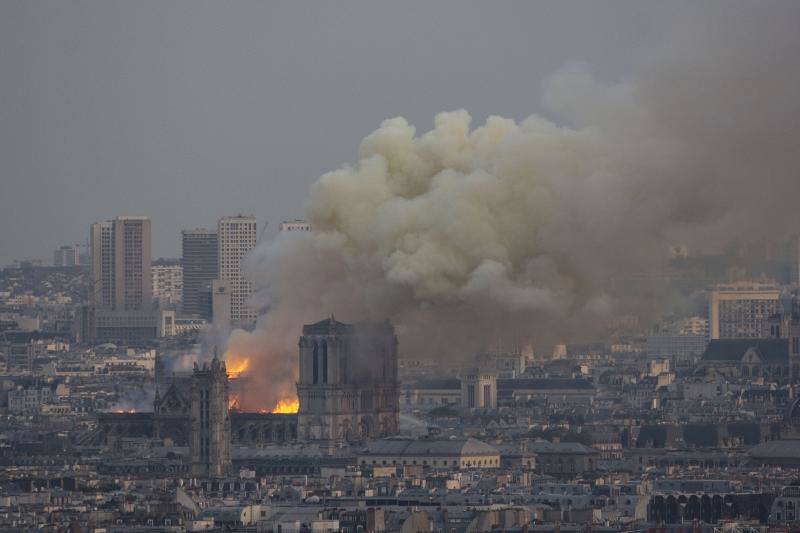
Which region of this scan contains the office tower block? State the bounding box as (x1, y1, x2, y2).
(90, 216, 152, 311)
(181, 229, 218, 318)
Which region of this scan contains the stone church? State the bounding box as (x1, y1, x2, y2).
(297, 316, 400, 444)
(89, 316, 400, 460)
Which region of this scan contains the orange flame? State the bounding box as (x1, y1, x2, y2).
(226, 357, 250, 378)
(271, 398, 300, 414)
(228, 394, 241, 411)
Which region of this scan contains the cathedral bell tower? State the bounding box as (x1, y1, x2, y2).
(297, 316, 399, 447)
(190, 350, 231, 477)
(790, 291, 800, 382)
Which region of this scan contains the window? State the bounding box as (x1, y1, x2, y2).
(322, 341, 328, 384)
(312, 342, 319, 384)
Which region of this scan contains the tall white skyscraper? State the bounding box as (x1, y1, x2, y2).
(217, 215, 257, 326)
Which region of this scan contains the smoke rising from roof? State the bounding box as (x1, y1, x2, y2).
(226, 3, 800, 409)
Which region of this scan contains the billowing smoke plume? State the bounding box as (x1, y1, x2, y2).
(227, 3, 800, 410)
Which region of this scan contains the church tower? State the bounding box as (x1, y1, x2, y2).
(190, 352, 231, 477)
(297, 316, 399, 446)
(790, 291, 800, 382)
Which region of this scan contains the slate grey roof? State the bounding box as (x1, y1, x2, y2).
(497, 378, 595, 391)
(702, 339, 788, 363)
(750, 439, 800, 459)
(199, 507, 246, 522)
(362, 437, 499, 457)
(528, 441, 599, 455)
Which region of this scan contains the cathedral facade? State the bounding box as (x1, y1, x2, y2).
(297, 317, 400, 444)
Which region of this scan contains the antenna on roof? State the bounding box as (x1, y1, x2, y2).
(257, 220, 270, 243)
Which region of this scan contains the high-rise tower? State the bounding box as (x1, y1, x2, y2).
(217, 215, 257, 326)
(181, 229, 218, 318)
(90, 216, 152, 311)
(190, 353, 231, 477)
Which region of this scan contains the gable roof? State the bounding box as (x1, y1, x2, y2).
(702, 338, 788, 363)
(302, 316, 353, 335)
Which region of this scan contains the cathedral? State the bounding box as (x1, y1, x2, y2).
(297, 316, 400, 444)
(89, 316, 400, 470)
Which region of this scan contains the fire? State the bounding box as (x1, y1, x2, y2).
(271, 398, 300, 414)
(228, 394, 241, 411)
(226, 356, 250, 378)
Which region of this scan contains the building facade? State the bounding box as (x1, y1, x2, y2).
(151, 259, 182, 307)
(646, 333, 708, 360)
(460, 361, 498, 410)
(90, 216, 152, 311)
(708, 281, 781, 339)
(278, 219, 312, 233)
(210, 279, 231, 330)
(217, 216, 257, 326)
(181, 229, 218, 319)
(358, 438, 501, 470)
(297, 317, 400, 444)
(53, 245, 81, 267)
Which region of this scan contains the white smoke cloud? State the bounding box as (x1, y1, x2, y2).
(226, 3, 800, 409)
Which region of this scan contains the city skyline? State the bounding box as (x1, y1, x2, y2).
(1, 2, 800, 530)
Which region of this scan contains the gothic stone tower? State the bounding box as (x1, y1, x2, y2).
(790, 291, 800, 382)
(297, 316, 399, 445)
(190, 354, 231, 477)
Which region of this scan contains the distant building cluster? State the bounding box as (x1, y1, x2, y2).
(6, 223, 800, 530)
(63, 215, 317, 344)
(52, 243, 88, 267)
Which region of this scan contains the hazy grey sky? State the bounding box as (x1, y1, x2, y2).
(0, 1, 655, 264)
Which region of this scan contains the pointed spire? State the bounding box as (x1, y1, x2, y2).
(212, 345, 219, 361)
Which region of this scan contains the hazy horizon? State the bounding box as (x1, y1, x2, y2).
(0, 1, 656, 264)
